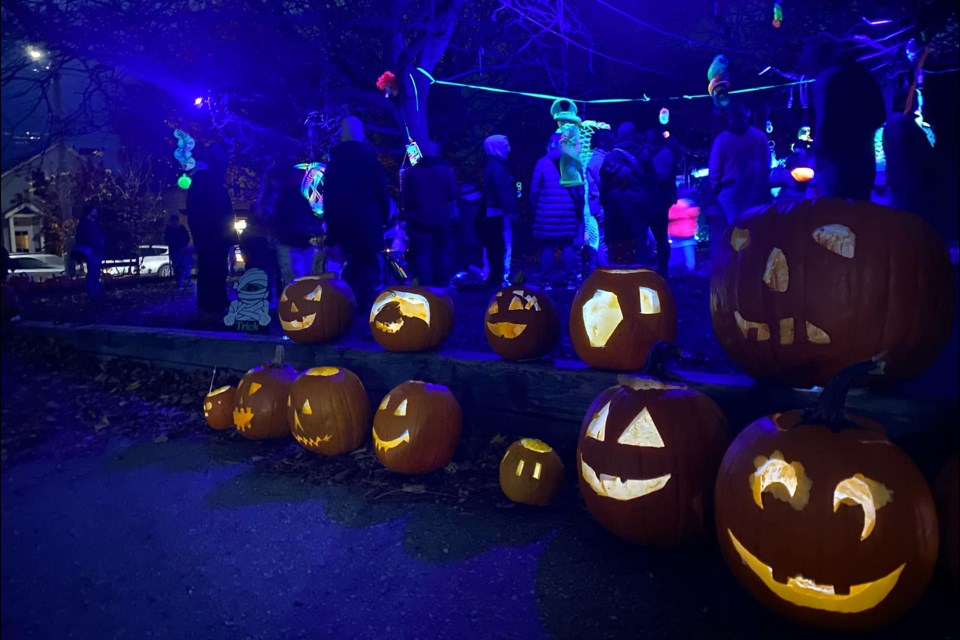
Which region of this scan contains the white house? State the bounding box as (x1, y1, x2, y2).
(1, 143, 97, 254)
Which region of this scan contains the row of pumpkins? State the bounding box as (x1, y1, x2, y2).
(284, 199, 955, 388)
(202, 346, 958, 632)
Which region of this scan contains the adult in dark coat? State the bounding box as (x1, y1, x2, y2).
(186, 144, 233, 315)
(74, 205, 106, 299)
(401, 141, 458, 286)
(529, 133, 581, 287)
(478, 134, 518, 288)
(323, 116, 391, 313)
(164, 214, 192, 288)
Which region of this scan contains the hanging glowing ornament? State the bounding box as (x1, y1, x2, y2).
(874, 126, 886, 172)
(662, 130, 670, 139)
(772, 2, 783, 28)
(765, 120, 773, 134)
(173, 129, 196, 190)
(913, 89, 936, 148)
(797, 126, 812, 143)
(659, 108, 670, 125)
(376, 70, 399, 99)
(177, 174, 192, 190)
(707, 55, 731, 110)
(294, 162, 326, 217)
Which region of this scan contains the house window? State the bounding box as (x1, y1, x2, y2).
(14, 231, 29, 252)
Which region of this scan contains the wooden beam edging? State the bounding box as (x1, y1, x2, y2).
(9, 321, 957, 442)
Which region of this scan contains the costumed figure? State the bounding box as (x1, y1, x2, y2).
(224, 268, 271, 327)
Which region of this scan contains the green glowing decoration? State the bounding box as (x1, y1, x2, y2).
(177, 173, 192, 190)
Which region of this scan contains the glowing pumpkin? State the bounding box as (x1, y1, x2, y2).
(233, 346, 297, 440)
(577, 376, 729, 545)
(499, 438, 564, 506)
(710, 199, 954, 387)
(279, 274, 356, 344)
(372, 380, 461, 474)
(569, 268, 677, 371)
(203, 385, 236, 430)
(287, 366, 370, 455)
(484, 275, 560, 360)
(714, 361, 939, 629)
(369, 285, 455, 352)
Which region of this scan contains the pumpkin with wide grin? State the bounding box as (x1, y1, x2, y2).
(372, 381, 462, 474)
(278, 275, 356, 344)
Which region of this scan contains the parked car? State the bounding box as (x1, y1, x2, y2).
(103, 245, 174, 278)
(9, 253, 66, 281)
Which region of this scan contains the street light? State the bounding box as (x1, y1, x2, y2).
(233, 219, 247, 235)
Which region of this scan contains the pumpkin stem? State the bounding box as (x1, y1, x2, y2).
(803, 354, 886, 430)
(270, 345, 285, 367)
(642, 341, 681, 380)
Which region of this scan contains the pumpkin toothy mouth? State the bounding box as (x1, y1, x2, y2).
(733, 311, 831, 345)
(579, 456, 671, 501)
(372, 428, 411, 452)
(291, 412, 334, 446)
(728, 530, 905, 613)
(280, 313, 317, 332)
(233, 407, 254, 431)
(486, 322, 527, 338)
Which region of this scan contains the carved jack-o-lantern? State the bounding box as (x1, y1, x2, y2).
(499, 438, 564, 505)
(233, 347, 297, 440)
(287, 366, 370, 455)
(203, 385, 236, 430)
(710, 199, 954, 387)
(279, 275, 356, 344)
(372, 380, 462, 474)
(714, 362, 939, 629)
(577, 376, 729, 545)
(484, 277, 560, 360)
(569, 268, 677, 371)
(369, 286, 455, 352)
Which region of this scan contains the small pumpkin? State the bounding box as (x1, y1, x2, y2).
(499, 438, 564, 506)
(372, 380, 461, 474)
(279, 274, 356, 343)
(569, 267, 677, 371)
(233, 346, 297, 440)
(714, 360, 939, 629)
(287, 366, 370, 456)
(484, 274, 560, 360)
(369, 284, 455, 352)
(203, 385, 236, 430)
(710, 198, 955, 387)
(577, 375, 729, 545)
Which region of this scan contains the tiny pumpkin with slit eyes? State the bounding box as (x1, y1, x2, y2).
(499, 438, 564, 505)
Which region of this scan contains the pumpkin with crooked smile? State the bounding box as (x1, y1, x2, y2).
(714, 361, 939, 629)
(577, 375, 729, 545)
(279, 274, 356, 343)
(287, 366, 370, 455)
(233, 346, 297, 440)
(372, 380, 461, 474)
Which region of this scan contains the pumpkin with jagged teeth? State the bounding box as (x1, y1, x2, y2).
(233, 347, 297, 440)
(279, 275, 356, 343)
(287, 366, 370, 455)
(484, 275, 560, 360)
(203, 385, 236, 430)
(372, 380, 461, 474)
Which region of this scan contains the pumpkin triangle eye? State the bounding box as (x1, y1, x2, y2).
(290, 302, 299, 313)
(487, 301, 499, 315)
(301, 399, 313, 415)
(394, 399, 408, 416)
(586, 401, 611, 441)
(304, 285, 323, 301)
(249, 382, 262, 395)
(617, 407, 664, 447)
(378, 395, 391, 411)
(508, 297, 524, 311)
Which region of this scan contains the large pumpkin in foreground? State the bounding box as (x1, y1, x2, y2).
(569, 268, 677, 371)
(233, 347, 297, 440)
(287, 366, 370, 455)
(279, 274, 356, 343)
(714, 363, 939, 629)
(369, 286, 455, 352)
(372, 380, 461, 474)
(577, 376, 729, 545)
(484, 276, 560, 360)
(710, 198, 954, 388)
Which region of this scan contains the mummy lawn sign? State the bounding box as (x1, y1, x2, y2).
(225, 268, 271, 331)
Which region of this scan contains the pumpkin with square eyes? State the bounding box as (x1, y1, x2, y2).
(287, 366, 370, 455)
(577, 375, 729, 545)
(233, 346, 297, 440)
(203, 385, 236, 430)
(484, 275, 560, 360)
(372, 380, 462, 474)
(369, 285, 455, 352)
(569, 268, 677, 371)
(499, 438, 564, 506)
(714, 362, 939, 629)
(710, 199, 954, 387)
(279, 275, 356, 344)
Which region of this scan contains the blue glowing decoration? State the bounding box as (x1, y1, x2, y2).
(766, 120, 773, 134)
(691, 167, 709, 179)
(913, 89, 936, 148)
(516, 181, 523, 199)
(874, 126, 886, 172)
(173, 129, 196, 171)
(294, 162, 325, 217)
(659, 108, 669, 125)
